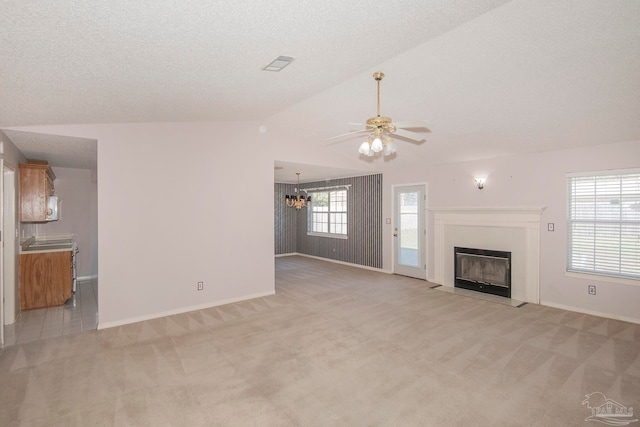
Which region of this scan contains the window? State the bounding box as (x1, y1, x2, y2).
(308, 189, 347, 237)
(567, 170, 640, 280)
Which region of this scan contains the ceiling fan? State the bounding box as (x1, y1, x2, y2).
(327, 71, 431, 157)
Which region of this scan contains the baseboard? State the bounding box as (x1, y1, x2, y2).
(97, 290, 276, 330)
(277, 252, 392, 274)
(275, 253, 296, 258)
(540, 300, 640, 325)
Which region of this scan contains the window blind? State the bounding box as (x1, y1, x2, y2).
(567, 171, 640, 280)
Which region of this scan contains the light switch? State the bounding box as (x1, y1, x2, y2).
(548, 223, 555, 232)
(386, 218, 391, 224)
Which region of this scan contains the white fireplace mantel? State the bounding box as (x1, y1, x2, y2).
(431, 206, 546, 304)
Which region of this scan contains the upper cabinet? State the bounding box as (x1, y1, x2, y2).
(19, 161, 56, 223)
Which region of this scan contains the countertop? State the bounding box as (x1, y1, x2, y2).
(20, 236, 76, 254)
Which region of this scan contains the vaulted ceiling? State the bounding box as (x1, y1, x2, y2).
(2, 1, 639, 178)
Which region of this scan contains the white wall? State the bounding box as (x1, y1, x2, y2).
(92, 122, 278, 327)
(33, 167, 97, 278)
(383, 140, 640, 323)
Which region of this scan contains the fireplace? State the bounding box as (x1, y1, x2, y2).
(454, 247, 511, 298)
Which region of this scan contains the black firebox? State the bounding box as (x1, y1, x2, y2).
(454, 247, 511, 298)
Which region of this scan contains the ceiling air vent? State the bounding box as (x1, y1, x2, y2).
(262, 56, 295, 72)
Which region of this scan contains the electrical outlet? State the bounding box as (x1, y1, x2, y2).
(588, 285, 596, 295)
(197, 281, 204, 291)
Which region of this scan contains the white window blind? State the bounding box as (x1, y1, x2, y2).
(567, 170, 640, 280)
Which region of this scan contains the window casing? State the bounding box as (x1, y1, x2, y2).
(308, 189, 347, 238)
(567, 170, 640, 280)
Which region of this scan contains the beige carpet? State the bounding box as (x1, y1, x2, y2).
(1, 255, 639, 426)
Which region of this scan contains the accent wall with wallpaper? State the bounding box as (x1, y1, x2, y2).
(275, 173, 382, 269)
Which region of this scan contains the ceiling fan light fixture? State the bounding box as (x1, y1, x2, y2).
(359, 141, 370, 155)
(327, 71, 429, 157)
(371, 137, 383, 153)
(383, 141, 396, 156)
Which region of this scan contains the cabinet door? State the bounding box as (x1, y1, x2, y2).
(20, 252, 73, 310)
(19, 167, 48, 222)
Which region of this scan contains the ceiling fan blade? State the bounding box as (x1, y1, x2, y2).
(393, 120, 431, 131)
(393, 128, 427, 142)
(325, 129, 367, 144)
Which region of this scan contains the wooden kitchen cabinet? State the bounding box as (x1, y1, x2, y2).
(20, 251, 73, 310)
(19, 162, 56, 222)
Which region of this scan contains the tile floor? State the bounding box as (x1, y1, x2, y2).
(2, 278, 98, 346)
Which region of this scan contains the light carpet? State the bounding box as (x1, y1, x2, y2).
(0, 255, 638, 426)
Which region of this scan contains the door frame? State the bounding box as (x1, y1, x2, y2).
(1, 161, 17, 347)
(392, 182, 428, 280)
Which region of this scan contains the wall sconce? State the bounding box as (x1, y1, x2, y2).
(474, 177, 486, 190)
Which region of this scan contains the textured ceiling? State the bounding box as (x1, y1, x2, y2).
(1, 0, 639, 175)
(1, 130, 97, 170)
(0, 0, 509, 127)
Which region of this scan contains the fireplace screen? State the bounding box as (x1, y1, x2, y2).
(454, 247, 511, 298)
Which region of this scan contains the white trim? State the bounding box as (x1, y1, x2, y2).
(430, 206, 546, 215)
(566, 167, 640, 178)
(77, 274, 98, 281)
(541, 300, 640, 325)
(306, 231, 348, 239)
(565, 271, 640, 287)
(97, 290, 275, 330)
(301, 184, 351, 193)
(275, 252, 296, 258)
(277, 252, 392, 274)
(391, 183, 428, 280)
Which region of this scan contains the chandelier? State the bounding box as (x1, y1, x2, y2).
(285, 172, 311, 210)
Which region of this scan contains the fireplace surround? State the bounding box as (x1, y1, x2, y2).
(432, 207, 545, 303)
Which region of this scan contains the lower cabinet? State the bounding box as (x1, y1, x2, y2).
(20, 251, 73, 310)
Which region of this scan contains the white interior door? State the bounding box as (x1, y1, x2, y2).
(393, 184, 426, 280)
